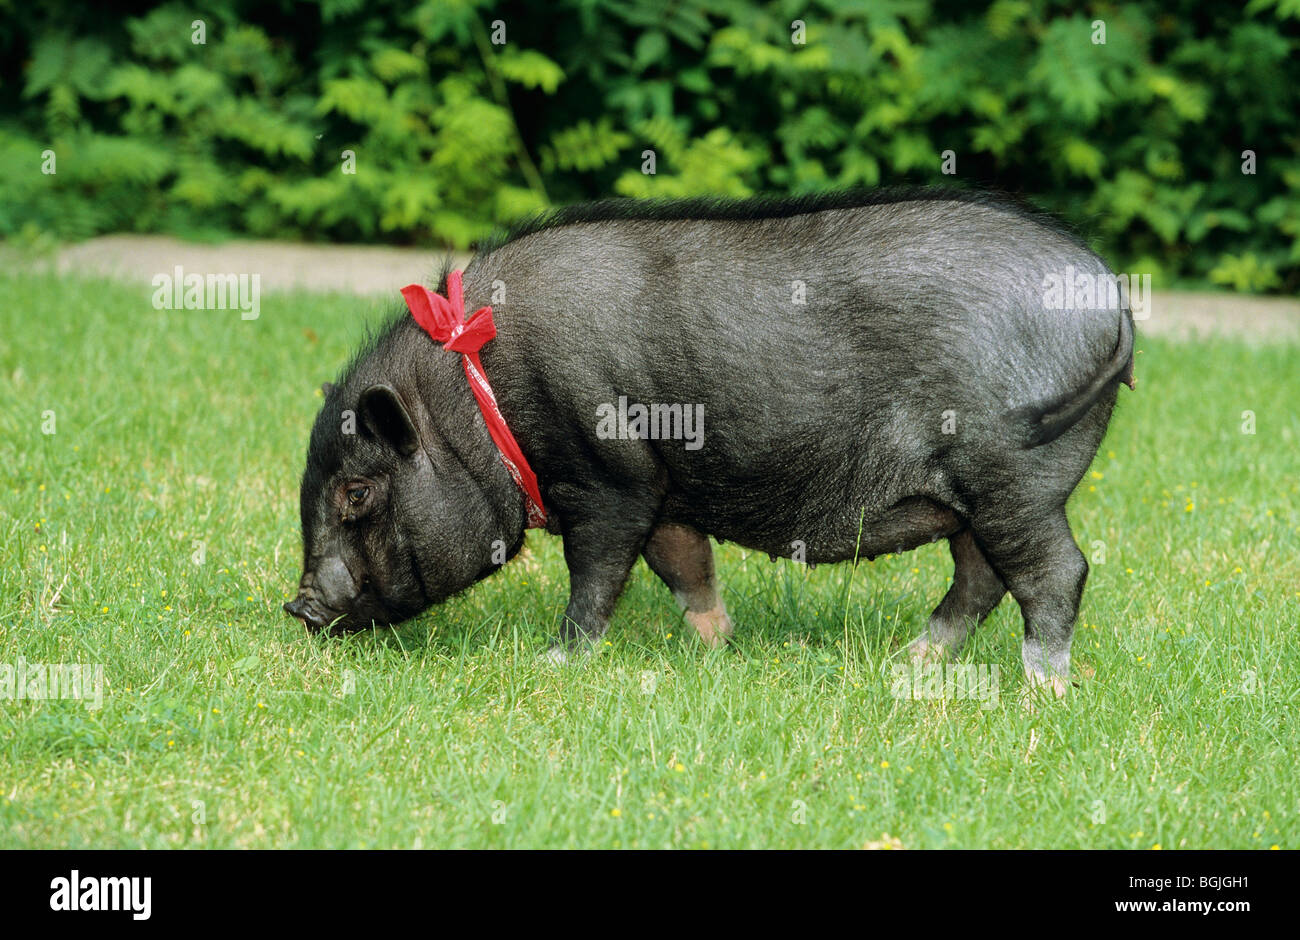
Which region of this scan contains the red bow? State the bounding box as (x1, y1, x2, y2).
(400, 271, 548, 528)
(401, 270, 497, 354)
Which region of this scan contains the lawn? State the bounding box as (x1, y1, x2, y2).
(1, 270, 1296, 849)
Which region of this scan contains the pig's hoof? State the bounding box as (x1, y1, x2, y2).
(1023, 670, 1070, 698)
(538, 644, 590, 667)
(906, 635, 950, 665)
(685, 605, 733, 649)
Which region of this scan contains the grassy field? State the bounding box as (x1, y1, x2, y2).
(1, 270, 1296, 849)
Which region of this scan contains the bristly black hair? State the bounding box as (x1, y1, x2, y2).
(471, 186, 1090, 258)
(331, 313, 402, 392)
(333, 253, 457, 389)
(336, 187, 1089, 389)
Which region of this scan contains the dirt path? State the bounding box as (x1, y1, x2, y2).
(49, 234, 470, 296)
(22, 234, 1300, 341)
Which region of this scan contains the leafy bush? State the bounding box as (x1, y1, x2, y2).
(1, 0, 1297, 291)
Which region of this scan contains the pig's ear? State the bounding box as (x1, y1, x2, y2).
(321, 381, 335, 396)
(358, 384, 419, 456)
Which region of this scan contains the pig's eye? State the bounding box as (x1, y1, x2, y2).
(346, 486, 370, 507)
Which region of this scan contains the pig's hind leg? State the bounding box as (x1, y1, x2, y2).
(642, 523, 733, 648)
(907, 529, 1007, 662)
(968, 509, 1086, 697)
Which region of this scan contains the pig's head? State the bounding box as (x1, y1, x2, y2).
(284, 321, 526, 634)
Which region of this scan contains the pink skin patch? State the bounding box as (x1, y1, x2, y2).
(685, 603, 732, 648)
(1025, 671, 1070, 698)
(906, 636, 949, 664)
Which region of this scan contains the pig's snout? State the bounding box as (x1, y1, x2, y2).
(312, 557, 359, 610)
(282, 594, 337, 632)
(283, 557, 359, 632)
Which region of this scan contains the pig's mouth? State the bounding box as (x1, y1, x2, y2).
(283, 583, 425, 635)
(283, 551, 437, 635)
(282, 594, 362, 634)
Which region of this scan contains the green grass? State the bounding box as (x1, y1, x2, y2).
(1, 271, 1297, 849)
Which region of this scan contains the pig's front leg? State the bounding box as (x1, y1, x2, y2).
(543, 493, 657, 663)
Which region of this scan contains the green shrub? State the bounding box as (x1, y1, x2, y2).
(1, 0, 1297, 291)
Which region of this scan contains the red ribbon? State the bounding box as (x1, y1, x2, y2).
(400, 270, 547, 528)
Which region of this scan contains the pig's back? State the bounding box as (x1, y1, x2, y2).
(472, 193, 1125, 430)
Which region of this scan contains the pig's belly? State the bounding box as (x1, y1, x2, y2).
(662, 493, 963, 564)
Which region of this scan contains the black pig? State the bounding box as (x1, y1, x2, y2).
(285, 189, 1135, 694)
